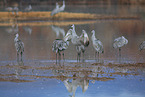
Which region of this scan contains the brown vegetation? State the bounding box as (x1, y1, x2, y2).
(0, 11, 140, 23)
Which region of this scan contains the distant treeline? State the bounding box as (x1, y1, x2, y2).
(0, 0, 145, 6)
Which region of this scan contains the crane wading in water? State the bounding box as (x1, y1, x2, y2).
(14, 33, 24, 61)
(91, 30, 104, 60)
(139, 41, 145, 51)
(13, 6, 19, 16)
(113, 36, 128, 58)
(64, 24, 89, 61)
(5, 7, 14, 16)
(51, 0, 65, 16)
(25, 5, 32, 12)
(25, 5, 32, 15)
(52, 39, 69, 62)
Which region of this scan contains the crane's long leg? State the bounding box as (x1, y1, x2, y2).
(17, 52, 19, 61)
(20, 52, 23, 61)
(77, 53, 79, 62)
(58, 52, 61, 63)
(95, 52, 97, 58)
(82, 52, 85, 62)
(119, 48, 121, 62)
(78, 54, 80, 62)
(8, 11, 10, 17)
(98, 52, 100, 62)
(63, 51, 65, 61)
(56, 53, 57, 64)
(77, 53, 80, 62)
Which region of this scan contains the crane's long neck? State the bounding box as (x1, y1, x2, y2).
(14, 35, 19, 42)
(60, 1, 65, 10)
(29, 5, 32, 9)
(56, 3, 59, 9)
(72, 26, 77, 37)
(91, 32, 96, 41)
(63, 1, 65, 7)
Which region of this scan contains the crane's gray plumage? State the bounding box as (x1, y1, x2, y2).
(63, 24, 89, 61)
(14, 33, 24, 60)
(25, 5, 32, 12)
(5, 7, 14, 15)
(52, 39, 69, 61)
(91, 30, 104, 54)
(113, 36, 128, 49)
(6, 7, 13, 11)
(52, 39, 69, 53)
(139, 41, 145, 51)
(65, 24, 89, 47)
(113, 36, 128, 59)
(59, 0, 65, 12)
(51, 2, 60, 16)
(63, 29, 73, 42)
(13, 7, 19, 15)
(80, 30, 89, 47)
(76, 45, 85, 61)
(51, 0, 65, 16)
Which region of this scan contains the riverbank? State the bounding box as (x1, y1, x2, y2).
(0, 11, 140, 22)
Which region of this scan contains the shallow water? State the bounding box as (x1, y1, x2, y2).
(0, 5, 145, 97)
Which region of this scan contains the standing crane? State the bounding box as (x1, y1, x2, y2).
(139, 41, 145, 51)
(25, 5, 32, 13)
(64, 24, 89, 61)
(5, 7, 14, 16)
(91, 30, 104, 59)
(52, 39, 69, 62)
(51, 0, 65, 16)
(13, 6, 19, 16)
(14, 33, 24, 61)
(113, 36, 128, 58)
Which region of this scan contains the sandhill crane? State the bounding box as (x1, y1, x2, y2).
(139, 41, 145, 51)
(51, 25, 65, 38)
(51, 2, 60, 16)
(5, 7, 14, 16)
(52, 39, 69, 61)
(91, 30, 104, 59)
(76, 45, 85, 61)
(63, 28, 73, 42)
(51, 0, 65, 16)
(76, 30, 89, 61)
(113, 36, 128, 57)
(59, 0, 65, 12)
(25, 5, 32, 12)
(14, 33, 24, 61)
(68, 25, 89, 47)
(13, 6, 19, 15)
(64, 24, 89, 61)
(80, 30, 89, 47)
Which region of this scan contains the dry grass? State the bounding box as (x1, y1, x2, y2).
(0, 11, 140, 22)
(107, 63, 145, 68)
(0, 20, 97, 26)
